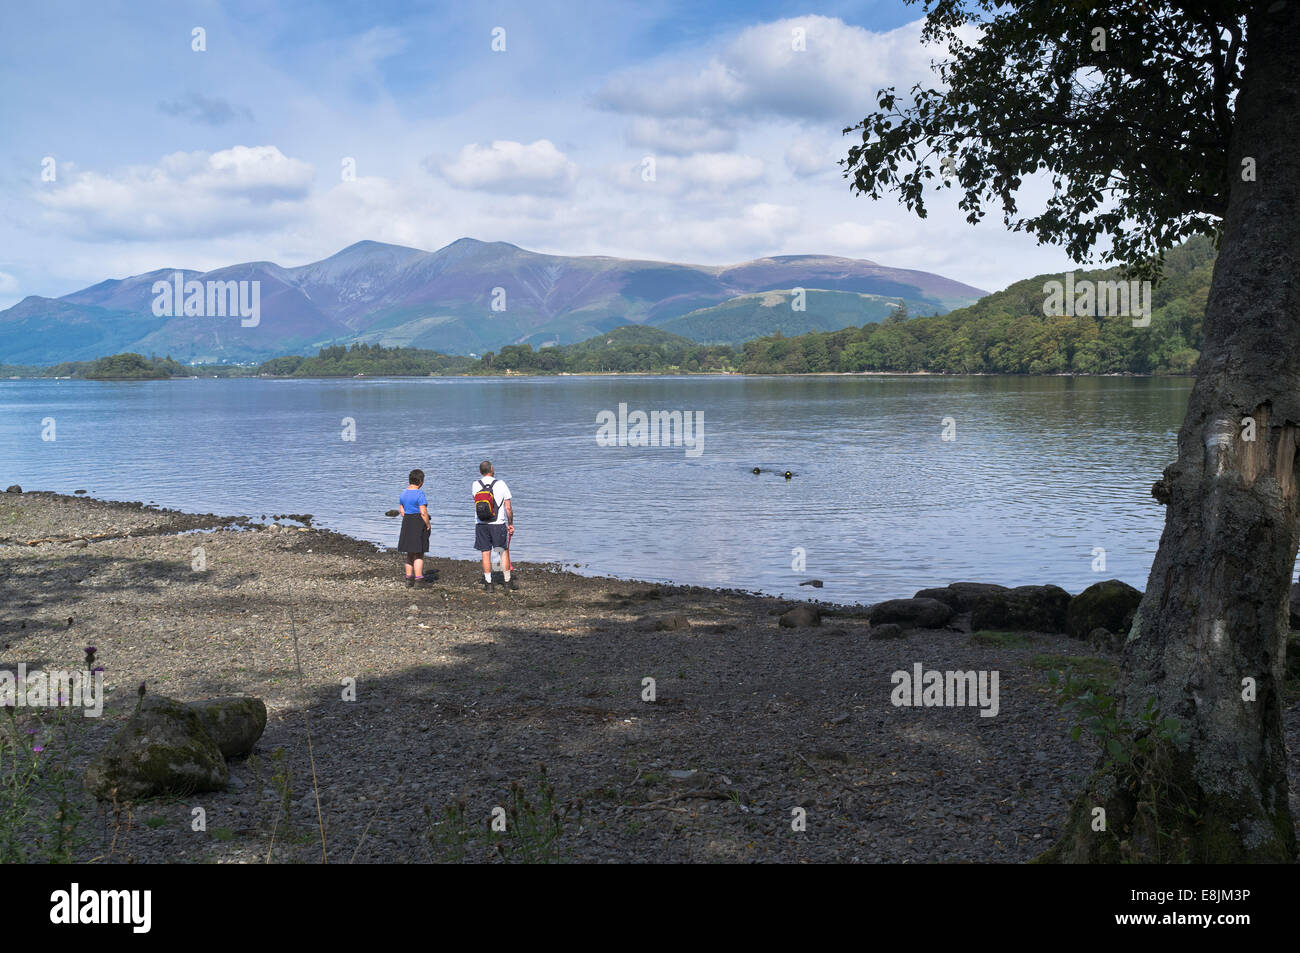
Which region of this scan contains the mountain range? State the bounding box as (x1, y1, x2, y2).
(0, 238, 987, 364)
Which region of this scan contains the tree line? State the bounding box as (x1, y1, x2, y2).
(254, 237, 1214, 378)
(738, 236, 1213, 375)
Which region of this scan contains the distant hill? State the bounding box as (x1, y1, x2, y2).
(7, 237, 1216, 379)
(0, 239, 986, 365)
(660, 288, 913, 346)
(16, 229, 1216, 382)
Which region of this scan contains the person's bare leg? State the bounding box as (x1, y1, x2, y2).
(481, 551, 492, 578)
(414, 556, 423, 579)
(405, 554, 414, 579)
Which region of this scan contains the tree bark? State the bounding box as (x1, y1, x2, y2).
(1043, 0, 1300, 862)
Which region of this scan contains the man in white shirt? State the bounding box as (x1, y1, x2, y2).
(473, 460, 516, 592)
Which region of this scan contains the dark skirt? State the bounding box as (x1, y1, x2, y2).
(397, 513, 430, 554)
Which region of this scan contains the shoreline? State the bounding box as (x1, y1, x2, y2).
(3, 489, 1297, 863)
(0, 488, 1154, 609)
(5, 369, 1188, 381)
(0, 488, 857, 607)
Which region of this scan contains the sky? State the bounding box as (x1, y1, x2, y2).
(0, 0, 1084, 310)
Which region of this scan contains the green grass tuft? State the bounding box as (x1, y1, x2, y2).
(970, 630, 1031, 648)
(1032, 654, 1119, 694)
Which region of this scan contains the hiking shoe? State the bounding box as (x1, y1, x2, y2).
(406, 577, 414, 588)
(505, 577, 519, 592)
(482, 580, 494, 593)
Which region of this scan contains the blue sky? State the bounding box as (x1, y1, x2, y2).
(0, 0, 1079, 309)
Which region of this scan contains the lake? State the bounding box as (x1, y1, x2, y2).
(0, 374, 1194, 604)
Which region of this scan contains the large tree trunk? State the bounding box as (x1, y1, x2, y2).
(1043, 1, 1300, 863)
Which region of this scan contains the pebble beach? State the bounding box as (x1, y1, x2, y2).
(3, 489, 1297, 863)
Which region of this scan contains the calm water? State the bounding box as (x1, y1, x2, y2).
(0, 374, 1193, 604)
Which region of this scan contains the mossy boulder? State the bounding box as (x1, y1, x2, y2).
(1066, 579, 1143, 640)
(970, 585, 1071, 633)
(913, 582, 1010, 613)
(85, 696, 227, 801)
(867, 597, 953, 629)
(186, 696, 267, 759)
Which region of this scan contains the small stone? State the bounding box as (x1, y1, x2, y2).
(868, 623, 906, 640)
(653, 613, 690, 631)
(668, 769, 697, 781)
(1088, 627, 1123, 653)
(779, 605, 821, 628)
(829, 713, 851, 726)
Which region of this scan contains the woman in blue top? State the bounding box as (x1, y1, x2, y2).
(397, 469, 431, 587)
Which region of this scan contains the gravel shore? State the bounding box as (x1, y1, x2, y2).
(2, 490, 1297, 863)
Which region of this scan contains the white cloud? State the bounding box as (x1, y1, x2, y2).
(435, 139, 578, 195)
(609, 152, 765, 195)
(624, 117, 737, 155)
(613, 202, 799, 261)
(784, 136, 842, 177)
(598, 16, 941, 123)
(0, 271, 18, 298)
(821, 219, 924, 254)
(35, 146, 314, 240)
(672, 152, 765, 190)
(348, 26, 407, 71)
(159, 146, 314, 197)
